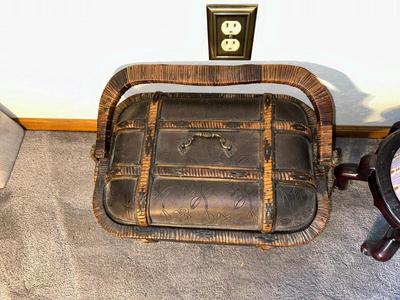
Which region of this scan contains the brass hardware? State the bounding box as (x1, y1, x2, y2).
(207, 4, 258, 60)
(178, 132, 233, 157)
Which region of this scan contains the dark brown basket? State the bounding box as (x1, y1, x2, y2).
(92, 64, 334, 248)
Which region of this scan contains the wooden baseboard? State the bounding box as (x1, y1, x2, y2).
(334, 125, 390, 139)
(15, 118, 97, 132)
(14, 118, 390, 139)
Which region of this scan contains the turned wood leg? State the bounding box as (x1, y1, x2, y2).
(334, 154, 376, 190)
(361, 228, 400, 262)
(335, 121, 400, 261)
(334, 163, 359, 190)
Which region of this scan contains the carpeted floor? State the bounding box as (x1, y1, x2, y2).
(0, 131, 399, 299)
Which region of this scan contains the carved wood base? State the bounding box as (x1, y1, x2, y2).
(361, 228, 400, 262)
(334, 121, 400, 262)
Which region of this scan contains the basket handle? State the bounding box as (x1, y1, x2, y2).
(94, 64, 334, 166)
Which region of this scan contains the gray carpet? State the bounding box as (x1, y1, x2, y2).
(0, 131, 399, 299)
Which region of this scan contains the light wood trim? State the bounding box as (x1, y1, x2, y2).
(15, 118, 97, 132)
(334, 125, 390, 139)
(14, 118, 391, 139)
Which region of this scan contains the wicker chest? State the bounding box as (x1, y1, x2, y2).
(92, 64, 334, 249)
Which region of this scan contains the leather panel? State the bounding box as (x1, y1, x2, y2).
(149, 178, 260, 230)
(160, 96, 261, 121)
(118, 101, 149, 122)
(274, 134, 312, 172)
(155, 130, 261, 168)
(274, 99, 308, 125)
(105, 178, 137, 224)
(111, 131, 144, 166)
(274, 183, 316, 231)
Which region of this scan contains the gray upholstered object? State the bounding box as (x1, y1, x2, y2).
(0, 111, 24, 188)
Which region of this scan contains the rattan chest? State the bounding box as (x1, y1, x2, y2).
(92, 64, 334, 249)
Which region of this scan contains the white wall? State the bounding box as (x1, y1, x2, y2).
(0, 0, 399, 125)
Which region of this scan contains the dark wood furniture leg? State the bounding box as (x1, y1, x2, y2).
(334, 122, 400, 262)
(334, 154, 375, 190)
(361, 228, 400, 262)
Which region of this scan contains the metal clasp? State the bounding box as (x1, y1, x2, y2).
(178, 132, 233, 158)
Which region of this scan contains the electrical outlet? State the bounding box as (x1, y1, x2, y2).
(221, 20, 242, 35)
(221, 38, 240, 52)
(207, 4, 257, 60)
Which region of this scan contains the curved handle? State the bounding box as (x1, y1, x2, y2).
(94, 64, 334, 165)
(178, 132, 233, 158)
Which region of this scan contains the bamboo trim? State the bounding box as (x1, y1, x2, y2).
(134, 94, 161, 226)
(159, 120, 261, 130)
(108, 165, 140, 177)
(261, 98, 274, 233)
(15, 118, 390, 139)
(273, 171, 315, 188)
(273, 120, 312, 138)
(113, 120, 145, 132)
(153, 166, 260, 180)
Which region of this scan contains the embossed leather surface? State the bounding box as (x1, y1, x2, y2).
(105, 93, 317, 233)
